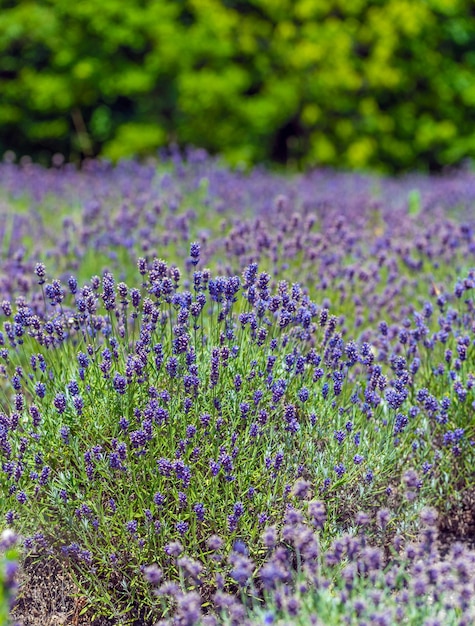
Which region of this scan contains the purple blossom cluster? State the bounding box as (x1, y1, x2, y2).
(144, 507, 475, 625)
(1, 152, 475, 339)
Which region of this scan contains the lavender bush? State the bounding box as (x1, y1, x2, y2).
(0, 150, 474, 624)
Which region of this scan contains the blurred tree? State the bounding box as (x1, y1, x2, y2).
(0, 0, 474, 172)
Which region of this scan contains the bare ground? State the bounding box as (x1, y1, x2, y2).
(10, 555, 117, 626)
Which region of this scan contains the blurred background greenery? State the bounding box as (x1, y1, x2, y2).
(1, 0, 474, 172)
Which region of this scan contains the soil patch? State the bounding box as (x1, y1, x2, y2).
(11, 554, 117, 626)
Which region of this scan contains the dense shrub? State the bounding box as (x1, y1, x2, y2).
(1, 0, 475, 171)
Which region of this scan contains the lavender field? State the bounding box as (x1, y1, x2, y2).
(1, 150, 475, 625)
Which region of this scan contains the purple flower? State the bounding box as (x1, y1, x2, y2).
(334, 430, 346, 444)
(175, 521, 189, 536)
(119, 417, 129, 431)
(45, 280, 64, 306)
(419, 507, 438, 527)
(178, 491, 187, 508)
(394, 413, 408, 434)
(243, 263, 258, 288)
(28, 405, 41, 429)
(53, 393, 66, 414)
(376, 508, 391, 529)
(163, 541, 184, 560)
(268, 453, 281, 475)
(334, 463, 346, 478)
(16, 491, 27, 504)
(166, 357, 179, 378)
(60, 425, 70, 444)
(193, 503, 205, 521)
(35, 263, 46, 285)
(403, 469, 420, 489)
(67, 380, 79, 396)
(200, 413, 211, 427)
(77, 352, 89, 368)
(109, 452, 122, 470)
(249, 423, 258, 437)
(230, 553, 253, 586)
(206, 535, 223, 551)
(113, 373, 127, 395)
(14, 394, 24, 412)
(385, 388, 407, 410)
(253, 390, 264, 406)
(322, 382, 329, 399)
(126, 520, 138, 534)
(233, 502, 244, 518)
(101, 272, 116, 311)
(38, 466, 50, 485)
(143, 564, 163, 585)
(73, 395, 83, 415)
(1, 300, 12, 317)
(308, 500, 326, 529)
(153, 493, 165, 507)
(68, 276, 78, 294)
(239, 403, 250, 419)
(209, 460, 220, 477)
(189, 242, 200, 266)
(292, 478, 311, 499)
(137, 257, 147, 275)
(259, 561, 287, 590)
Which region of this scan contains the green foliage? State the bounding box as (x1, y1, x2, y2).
(1, 0, 475, 171)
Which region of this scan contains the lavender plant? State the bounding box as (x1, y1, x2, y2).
(145, 507, 475, 626)
(0, 152, 474, 623)
(0, 260, 398, 620)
